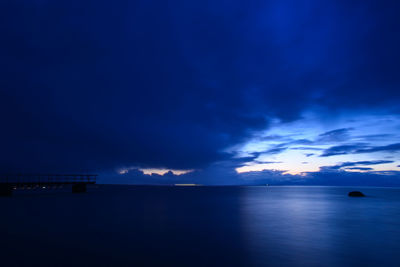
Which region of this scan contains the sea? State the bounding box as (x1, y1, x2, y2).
(1, 185, 400, 267)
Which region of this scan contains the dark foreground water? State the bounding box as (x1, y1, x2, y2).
(1, 186, 400, 267)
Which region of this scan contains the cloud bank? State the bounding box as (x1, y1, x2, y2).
(1, 0, 400, 185)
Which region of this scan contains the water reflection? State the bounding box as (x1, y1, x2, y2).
(1, 186, 400, 266)
(240, 186, 400, 266)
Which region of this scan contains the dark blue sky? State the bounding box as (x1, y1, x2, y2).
(1, 0, 400, 185)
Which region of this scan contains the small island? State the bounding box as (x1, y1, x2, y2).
(348, 191, 365, 197)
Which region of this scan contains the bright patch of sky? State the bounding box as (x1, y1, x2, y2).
(229, 111, 400, 175)
(118, 167, 193, 176)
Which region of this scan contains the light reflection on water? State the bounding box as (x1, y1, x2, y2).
(1, 186, 400, 266)
(240, 186, 400, 266)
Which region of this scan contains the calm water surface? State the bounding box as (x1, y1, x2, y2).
(1, 186, 400, 266)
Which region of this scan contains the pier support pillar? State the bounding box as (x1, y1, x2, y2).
(0, 184, 13, 197)
(72, 184, 87, 193)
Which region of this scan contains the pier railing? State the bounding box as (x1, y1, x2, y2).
(0, 174, 97, 196)
(0, 174, 97, 185)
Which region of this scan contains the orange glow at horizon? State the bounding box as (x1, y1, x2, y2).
(140, 168, 194, 176)
(118, 167, 194, 176)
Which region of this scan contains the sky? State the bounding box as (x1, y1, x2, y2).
(1, 0, 400, 185)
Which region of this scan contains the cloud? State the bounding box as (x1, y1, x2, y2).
(321, 143, 400, 157)
(356, 143, 400, 154)
(291, 147, 324, 151)
(260, 135, 287, 141)
(101, 163, 400, 187)
(345, 167, 373, 171)
(341, 160, 394, 167)
(320, 144, 369, 157)
(304, 170, 400, 187)
(253, 161, 282, 164)
(320, 160, 394, 171)
(264, 146, 288, 155)
(228, 111, 400, 177)
(317, 128, 353, 143)
(355, 134, 395, 141)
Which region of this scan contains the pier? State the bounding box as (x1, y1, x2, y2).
(0, 174, 97, 196)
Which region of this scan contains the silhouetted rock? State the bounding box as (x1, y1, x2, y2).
(348, 191, 365, 197)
